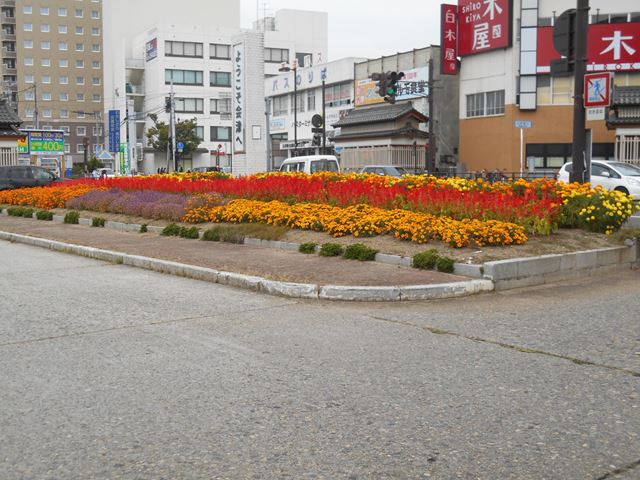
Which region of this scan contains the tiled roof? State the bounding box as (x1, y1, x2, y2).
(332, 103, 427, 127)
(612, 86, 640, 106)
(0, 99, 22, 126)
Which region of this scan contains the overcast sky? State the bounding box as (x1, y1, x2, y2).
(240, 0, 450, 60)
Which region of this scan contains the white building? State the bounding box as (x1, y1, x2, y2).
(117, 9, 328, 173)
(265, 57, 366, 167)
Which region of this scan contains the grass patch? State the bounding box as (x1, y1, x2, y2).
(64, 211, 80, 224)
(179, 226, 200, 239)
(161, 223, 181, 236)
(91, 217, 106, 228)
(7, 206, 34, 218)
(36, 210, 54, 221)
(299, 242, 318, 254)
(436, 256, 455, 273)
(319, 243, 343, 257)
(201, 223, 288, 244)
(139, 224, 148, 233)
(412, 249, 439, 270)
(342, 243, 378, 261)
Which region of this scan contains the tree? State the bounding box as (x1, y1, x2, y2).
(146, 114, 203, 157)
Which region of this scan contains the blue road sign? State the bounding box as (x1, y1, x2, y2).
(108, 110, 120, 153)
(515, 120, 533, 129)
(177, 142, 185, 153)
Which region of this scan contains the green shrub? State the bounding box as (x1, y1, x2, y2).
(202, 227, 222, 242)
(21, 208, 34, 218)
(36, 210, 54, 221)
(7, 206, 25, 217)
(64, 211, 80, 224)
(319, 243, 343, 257)
(91, 217, 106, 228)
(139, 224, 148, 233)
(436, 256, 456, 273)
(161, 223, 181, 236)
(299, 242, 317, 254)
(413, 249, 439, 270)
(179, 226, 200, 239)
(342, 243, 379, 261)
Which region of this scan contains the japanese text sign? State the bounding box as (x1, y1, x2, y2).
(458, 0, 512, 57)
(108, 110, 120, 153)
(233, 42, 245, 153)
(441, 4, 459, 75)
(27, 131, 65, 155)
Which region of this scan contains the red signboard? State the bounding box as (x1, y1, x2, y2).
(458, 0, 513, 56)
(537, 22, 640, 73)
(441, 4, 459, 75)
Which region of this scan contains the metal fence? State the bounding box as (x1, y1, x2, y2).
(339, 146, 428, 171)
(616, 136, 640, 165)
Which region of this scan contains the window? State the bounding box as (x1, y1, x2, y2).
(76, 93, 84, 102)
(25, 108, 35, 118)
(272, 95, 288, 116)
(265, 47, 289, 63)
(59, 41, 68, 51)
(466, 90, 505, 117)
(77, 144, 86, 154)
(41, 41, 51, 50)
(40, 6, 49, 15)
(77, 111, 86, 119)
(58, 7, 67, 16)
(58, 25, 67, 34)
(61, 126, 70, 135)
(59, 75, 68, 84)
(24, 40, 33, 49)
(91, 10, 100, 19)
(76, 59, 84, 68)
(92, 60, 100, 69)
(296, 52, 312, 68)
(23, 5, 32, 14)
(173, 97, 204, 113)
(25, 74, 34, 84)
(91, 27, 100, 36)
(42, 75, 51, 84)
(92, 126, 103, 136)
(209, 43, 231, 59)
(75, 26, 84, 35)
(210, 98, 231, 114)
(92, 77, 100, 85)
(76, 76, 84, 85)
(209, 71, 231, 87)
(59, 59, 68, 67)
(552, 77, 573, 105)
(23, 23, 33, 31)
(193, 126, 204, 140)
(165, 69, 203, 86)
(290, 93, 305, 113)
(42, 92, 52, 101)
(307, 90, 316, 111)
(324, 83, 352, 107)
(60, 92, 68, 101)
(24, 57, 34, 66)
(60, 109, 69, 118)
(41, 58, 51, 67)
(75, 43, 84, 52)
(91, 44, 100, 52)
(42, 109, 52, 118)
(165, 41, 203, 58)
(210, 126, 231, 141)
(77, 126, 86, 136)
(25, 90, 35, 100)
(75, 9, 83, 18)
(92, 94, 101, 102)
(41, 24, 50, 32)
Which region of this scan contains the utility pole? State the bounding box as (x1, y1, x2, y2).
(570, 0, 589, 183)
(265, 97, 272, 170)
(127, 99, 135, 175)
(427, 57, 435, 173)
(34, 83, 39, 129)
(322, 79, 326, 154)
(169, 80, 176, 172)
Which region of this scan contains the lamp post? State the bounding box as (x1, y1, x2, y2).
(279, 63, 298, 156)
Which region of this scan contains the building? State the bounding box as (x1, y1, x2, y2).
(343, 46, 460, 172)
(455, 0, 640, 173)
(8, 0, 104, 166)
(0, 97, 23, 166)
(265, 56, 365, 167)
(124, 9, 328, 174)
(607, 86, 640, 163)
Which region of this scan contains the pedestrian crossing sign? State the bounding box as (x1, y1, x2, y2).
(584, 72, 612, 108)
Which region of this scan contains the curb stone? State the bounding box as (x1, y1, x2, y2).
(0, 230, 492, 302)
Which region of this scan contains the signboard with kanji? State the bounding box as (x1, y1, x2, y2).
(584, 72, 612, 108)
(537, 22, 640, 73)
(441, 4, 459, 75)
(22, 130, 65, 155)
(458, 0, 513, 57)
(108, 110, 120, 153)
(355, 67, 429, 107)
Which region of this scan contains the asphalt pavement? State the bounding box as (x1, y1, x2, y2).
(1, 241, 639, 479)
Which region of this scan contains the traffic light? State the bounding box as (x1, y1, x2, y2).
(384, 71, 404, 104)
(165, 97, 172, 113)
(371, 72, 387, 99)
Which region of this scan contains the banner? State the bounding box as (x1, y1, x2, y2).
(458, 0, 513, 56)
(108, 110, 120, 153)
(27, 130, 65, 155)
(232, 42, 245, 153)
(145, 38, 157, 62)
(441, 4, 459, 75)
(355, 67, 429, 107)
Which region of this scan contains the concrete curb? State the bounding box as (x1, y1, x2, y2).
(0, 230, 492, 302)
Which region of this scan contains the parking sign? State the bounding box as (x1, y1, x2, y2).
(584, 72, 611, 108)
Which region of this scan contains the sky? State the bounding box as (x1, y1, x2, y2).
(240, 0, 450, 60)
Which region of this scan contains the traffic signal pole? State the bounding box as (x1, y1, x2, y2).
(322, 80, 327, 153)
(570, 0, 589, 183)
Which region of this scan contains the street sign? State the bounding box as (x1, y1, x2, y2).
(108, 110, 120, 153)
(586, 107, 606, 121)
(177, 142, 185, 153)
(584, 72, 611, 108)
(515, 120, 533, 129)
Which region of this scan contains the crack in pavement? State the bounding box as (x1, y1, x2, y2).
(365, 314, 640, 378)
(594, 459, 640, 479)
(0, 302, 296, 349)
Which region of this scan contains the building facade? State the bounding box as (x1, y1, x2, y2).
(457, 0, 640, 173)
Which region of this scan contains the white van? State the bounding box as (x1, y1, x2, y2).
(278, 155, 340, 174)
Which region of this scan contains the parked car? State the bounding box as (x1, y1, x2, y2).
(359, 165, 410, 177)
(192, 166, 222, 173)
(278, 155, 340, 174)
(557, 161, 640, 198)
(91, 168, 117, 179)
(0, 165, 66, 190)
